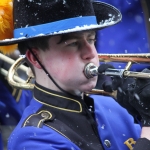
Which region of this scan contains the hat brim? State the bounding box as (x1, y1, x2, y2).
(0, 1, 122, 46)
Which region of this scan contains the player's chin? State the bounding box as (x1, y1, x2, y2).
(81, 79, 97, 92)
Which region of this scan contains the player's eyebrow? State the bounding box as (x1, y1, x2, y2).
(57, 31, 96, 44)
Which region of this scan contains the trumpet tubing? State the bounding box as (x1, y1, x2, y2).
(7, 56, 34, 90)
(0, 53, 33, 89)
(86, 89, 117, 99)
(98, 53, 150, 63)
(0, 68, 26, 83)
(0, 53, 28, 72)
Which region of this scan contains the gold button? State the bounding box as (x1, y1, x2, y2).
(41, 112, 50, 119)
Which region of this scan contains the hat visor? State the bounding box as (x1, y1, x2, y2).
(0, 1, 121, 46)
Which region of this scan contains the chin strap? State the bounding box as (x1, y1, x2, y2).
(28, 47, 80, 97)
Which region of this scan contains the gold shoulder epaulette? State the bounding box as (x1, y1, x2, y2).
(22, 110, 55, 128)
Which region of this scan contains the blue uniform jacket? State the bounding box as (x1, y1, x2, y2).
(0, 79, 32, 125)
(91, 95, 141, 149)
(0, 78, 32, 150)
(7, 83, 141, 150)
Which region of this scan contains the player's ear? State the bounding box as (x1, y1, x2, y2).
(26, 49, 42, 69)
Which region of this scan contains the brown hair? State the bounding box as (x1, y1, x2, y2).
(18, 36, 51, 76)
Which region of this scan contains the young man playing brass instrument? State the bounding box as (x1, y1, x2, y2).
(0, 0, 150, 149)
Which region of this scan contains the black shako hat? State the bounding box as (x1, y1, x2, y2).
(0, 0, 122, 46)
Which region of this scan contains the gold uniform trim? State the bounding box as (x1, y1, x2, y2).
(44, 123, 71, 141)
(34, 85, 82, 113)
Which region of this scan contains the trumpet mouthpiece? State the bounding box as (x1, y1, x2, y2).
(84, 63, 98, 79)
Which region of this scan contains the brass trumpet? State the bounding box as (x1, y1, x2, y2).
(0, 53, 29, 83)
(5, 53, 150, 98)
(84, 53, 150, 79)
(98, 53, 150, 79)
(84, 53, 150, 98)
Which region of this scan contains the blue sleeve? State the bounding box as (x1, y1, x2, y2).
(0, 133, 3, 150)
(17, 89, 33, 113)
(0, 80, 32, 125)
(7, 126, 80, 150)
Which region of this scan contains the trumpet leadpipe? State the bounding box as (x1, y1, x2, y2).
(84, 63, 150, 79)
(84, 62, 126, 78)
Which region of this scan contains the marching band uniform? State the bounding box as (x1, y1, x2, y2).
(8, 83, 141, 150)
